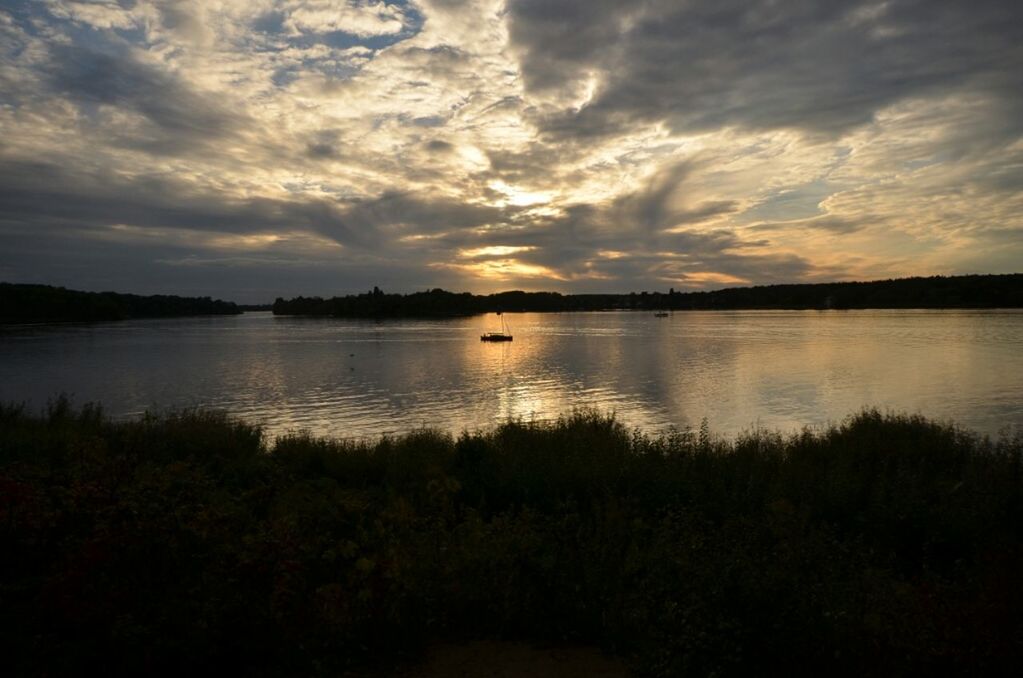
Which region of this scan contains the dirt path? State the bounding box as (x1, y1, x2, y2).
(397, 640, 630, 678)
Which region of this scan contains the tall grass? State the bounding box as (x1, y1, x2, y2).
(2, 397, 1021, 675)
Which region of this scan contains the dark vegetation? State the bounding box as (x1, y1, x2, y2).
(0, 283, 241, 323)
(2, 400, 1021, 676)
(273, 274, 1023, 317)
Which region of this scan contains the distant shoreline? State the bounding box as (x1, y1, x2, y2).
(4, 274, 1020, 323)
(263, 306, 1023, 318)
(0, 283, 241, 324)
(272, 273, 1023, 318)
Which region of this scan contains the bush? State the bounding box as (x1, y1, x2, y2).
(1, 402, 1021, 675)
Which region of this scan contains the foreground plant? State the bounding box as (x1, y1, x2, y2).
(1, 398, 1021, 676)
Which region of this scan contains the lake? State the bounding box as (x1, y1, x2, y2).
(1, 310, 1021, 439)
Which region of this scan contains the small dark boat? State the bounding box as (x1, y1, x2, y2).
(654, 312, 669, 317)
(481, 313, 513, 341)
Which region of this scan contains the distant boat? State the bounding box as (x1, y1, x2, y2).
(654, 312, 669, 317)
(481, 313, 513, 342)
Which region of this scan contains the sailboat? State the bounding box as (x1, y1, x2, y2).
(481, 313, 513, 342)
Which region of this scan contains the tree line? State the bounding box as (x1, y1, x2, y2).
(0, 283, 241, 323)
(272, 274, 1023, 317)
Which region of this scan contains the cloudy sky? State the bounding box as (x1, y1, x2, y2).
(1, 0, 1021, 302)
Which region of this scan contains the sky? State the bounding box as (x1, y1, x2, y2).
(1, 0, 1021, 303)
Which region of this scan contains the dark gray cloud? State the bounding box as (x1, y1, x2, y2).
(0, 159, 314, 233)
(0, 157, 510, 251)
(424, 139, 454, 152)
(508, 0, 1023, 138)
(46, 45, 247, 145)
(336, 190, 504, 236)
(748, 216, 865, 235)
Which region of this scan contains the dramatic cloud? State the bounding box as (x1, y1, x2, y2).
(509, 0, 1023, 136)
(0, 0, 1020, 300)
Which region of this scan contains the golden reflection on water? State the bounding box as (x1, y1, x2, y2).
(468, 323, 565, 426)
(0, 310, 1021, 439)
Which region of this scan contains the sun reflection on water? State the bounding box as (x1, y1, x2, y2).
(1, 310, 1021, 440)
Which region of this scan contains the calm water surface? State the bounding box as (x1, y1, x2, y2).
(1, 310, 1020, 439)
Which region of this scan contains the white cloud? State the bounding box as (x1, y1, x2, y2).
(284, 0, 409, 37)
(43, 0, 139, 30)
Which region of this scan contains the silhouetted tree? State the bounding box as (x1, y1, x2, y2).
(271, 274, 1023, 317)
(0, 283, 241, 323)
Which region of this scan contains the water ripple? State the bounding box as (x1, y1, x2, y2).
(1, 310, 1021, 439)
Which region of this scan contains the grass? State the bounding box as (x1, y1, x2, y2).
(2, 397, 1021, 676)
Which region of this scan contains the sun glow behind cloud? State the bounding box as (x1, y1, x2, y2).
(437, 259, 564, 282)
(459, 245, 537, 258)
(0, 0, 1020, 300)
(488, 180, 553, 207)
